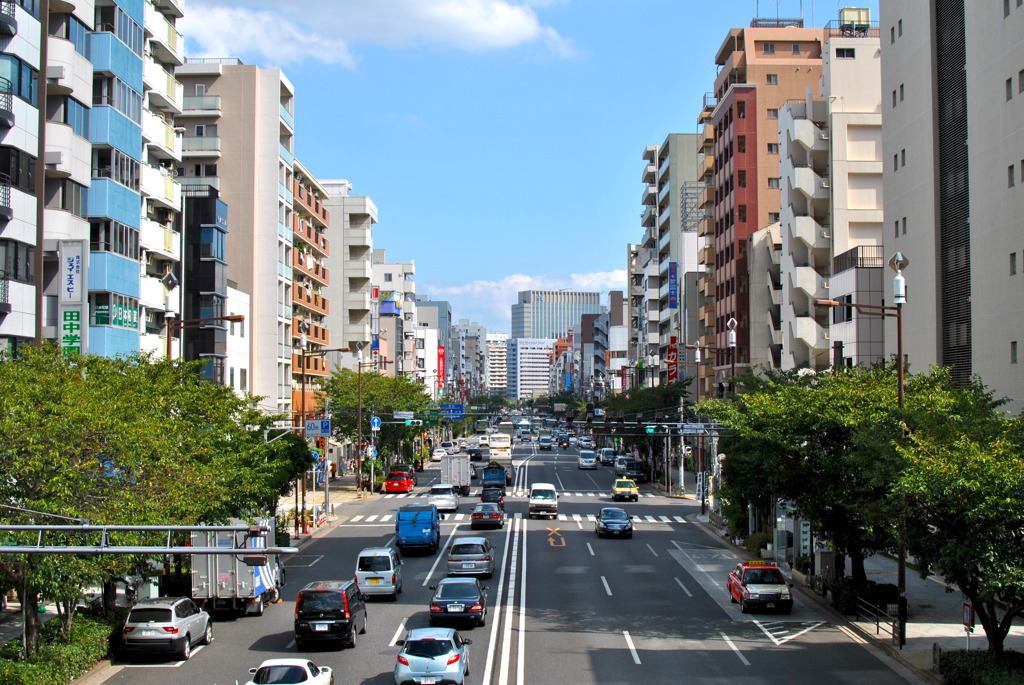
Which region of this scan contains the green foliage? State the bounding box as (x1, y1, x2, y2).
(794, 555, 811, 575)
(829, 576, 859, 615)
(939, 650, 1024, 684)
(0, 615, 113, 685)
(743, 531, 772, 557)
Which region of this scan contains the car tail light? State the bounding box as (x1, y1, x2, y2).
(470, 604, 482, 611)
(447, 653, 462, 665)
(342, 590, 351, 619)
(392, 573, 396, 584)
(122, 627, 134, 634)
(161, 626, 179, 634)
(397, 655, 409, 666)
(295, 596, 301, 619)
(430, 604, 443, 613)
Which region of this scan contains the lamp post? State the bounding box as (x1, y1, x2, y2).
(813, 250, 908, 647)
(726, 317, 737, 395)
(685, 342, 726, 515)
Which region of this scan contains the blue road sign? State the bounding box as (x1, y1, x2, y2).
(305, 419, 331, 438)
(370, 416, 382, 430)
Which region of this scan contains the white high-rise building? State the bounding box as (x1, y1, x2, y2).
(485, 333, 508, 396)
(507, 337, 554, 400)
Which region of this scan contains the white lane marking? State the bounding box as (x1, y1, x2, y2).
(587, 493, 596, 497)
(121, 646, 207, 668)
(659, 516, 671, 523)
(497, 518, 522, 685)
(573, 514, 582, 522)
(555, 472, 566, 490)
(380, 514, 392, 522)
(558, 515, 567, 521)
(350, 515, 364, 522)
(517, 505, 527, 685)
(481, 514, 517, 685)
(673, 516, 686, 523)
(365, 515, 379, 522)
(454, 514, 465, 521)
(623, 631, 641, 664)
(674, 576, 693, 597)
(421, 523, 461, 587)
(646, 544, 659, 557)
(586, 542, 595, 556)
(754, 620, 827, 646)
(388, 617, 407, 646)
(384, 494, 395, 499)
(671, 541, 723, 589)
(286, 639, 295, 649)
(586, 514, 596, 522)
(601, 576, 612, 596)
(720, 632, 750, 666)
(645, 515, 657, 523)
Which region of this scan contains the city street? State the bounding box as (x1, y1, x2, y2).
(95, 441, 923, 685)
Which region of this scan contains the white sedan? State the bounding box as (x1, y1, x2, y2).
(245, 658, 333, 684)
(431, 448, 448, 461)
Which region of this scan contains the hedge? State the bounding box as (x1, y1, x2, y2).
(940, 649, 1024, 685)
(0, 613, 115, 685)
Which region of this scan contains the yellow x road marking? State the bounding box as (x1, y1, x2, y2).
(546, 527, 565, 547)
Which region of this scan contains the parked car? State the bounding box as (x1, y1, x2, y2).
(354, 546, 403, 600)
(614, 455, 631, 477)
(429, 484, 460, 512)
(385, 471, 415, 494)
(480, 486, 504, 510)
(431, 448, 447, 461)
(624, 459, 647, 483)
(727, 560, 794, 614)
(595, 507, 633, 539)
(394, 628, 472, 685)
(293, 580, 367, 650)
(429, 578, 488, 627)
(470, 502, 505, 529)
(598, 448, 616, 465)
(121, 597, 212, 661)
(446, 536, 495, 577)
(244, 658, 333, 685)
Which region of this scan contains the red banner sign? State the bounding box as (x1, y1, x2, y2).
(666, 336, 679, 384)
(437, 345, 445, 388)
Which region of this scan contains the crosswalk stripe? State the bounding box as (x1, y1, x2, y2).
(514, 512, 522, 519)
(558, 515, 567, 521)
(454, 514, 465, 521)
(673, 516, 686, 523)
(587, 493, 596, 497)
(381, 515, 392, 522)
(573, 514, 582, 522)
(351, 515, 364, 522)
(660, 516, 671, 523)
(366, 515, 379, 522)
(384, 494, 395, 499)
(645, 515, 657, 523)
(586, 515, 597, 522)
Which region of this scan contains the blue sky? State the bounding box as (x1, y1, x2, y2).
(182, 0, 880, 334)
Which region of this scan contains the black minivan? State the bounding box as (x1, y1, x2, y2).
(294, 580, 367, 650)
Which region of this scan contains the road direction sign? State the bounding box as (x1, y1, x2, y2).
(305, 419, 330, 438)
(394, 411, 414, 420)
(370, 416, 382, 431)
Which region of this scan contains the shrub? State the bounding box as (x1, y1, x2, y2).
(829, 576, 859, 615)
(940, 649, 1024, 685)
(0, 614, 114, 685)
(794, 555, 811, 575)
(743, 531, 772, 557)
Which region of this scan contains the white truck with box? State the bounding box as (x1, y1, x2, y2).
(441, 453, 472, 496)
(190, 518, 284, 616)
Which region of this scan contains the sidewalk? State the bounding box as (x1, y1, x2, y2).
(0, 601, 59, 650)
(278, 472, 381, 542)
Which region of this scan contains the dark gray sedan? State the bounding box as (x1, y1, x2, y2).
(595, 507, 633, 539)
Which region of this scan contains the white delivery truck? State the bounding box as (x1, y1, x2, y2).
(441, 453, 472, 496)
(190, 518, 284, 616)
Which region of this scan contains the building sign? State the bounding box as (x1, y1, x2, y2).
(378, 290, 401, 316)
(437, 345, 445, 389)
(668, 262, 678, 309)
(94, 302, 139, 329)
(58, 241, 87, 356)
(666, 335, 679, 384)
(372, 286, 379, 300)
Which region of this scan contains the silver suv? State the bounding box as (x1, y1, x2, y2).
(121, 597, 212, 661)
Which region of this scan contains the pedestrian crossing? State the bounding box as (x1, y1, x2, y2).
(382, 491, 658, 499)
(343, 512, 686, 525)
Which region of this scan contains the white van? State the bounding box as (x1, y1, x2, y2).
(528, 482, 558, 519)
(354, 546, 403, 600)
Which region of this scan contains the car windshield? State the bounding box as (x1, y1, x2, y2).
(430, 487, 454, 496)
(252, 665, 308, 684)
(451, 543, 486, 555)
(358, 556, 391, 572)
(403, 639, 454, 659)
(615, 480, 635, 488)
(602, 510, 628, 521)
(744, 569, 785, 584)
(127, 608, 171, 623)
(531, 490, 555, 500)
(435, 583, 478, 599)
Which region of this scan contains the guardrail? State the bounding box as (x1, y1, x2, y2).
(855, 596, 901, 648)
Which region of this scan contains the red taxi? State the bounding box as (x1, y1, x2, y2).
(727, 560, 794, 614)
(384, 471, 415, 494)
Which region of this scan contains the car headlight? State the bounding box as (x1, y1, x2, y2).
(598, 521, 607, 529)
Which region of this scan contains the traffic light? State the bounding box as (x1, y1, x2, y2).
(636, 412, 643, 425)
(585, 403, 594, 425)
(405, 419, 423, 426)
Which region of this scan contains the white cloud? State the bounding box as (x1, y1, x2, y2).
(422, 270, 626, 334)
(182, 0, 572, 67)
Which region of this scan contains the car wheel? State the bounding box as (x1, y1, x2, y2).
(180, 634, 191, 661)
(253, 596, 264, 616)
(478, 609, 486, 627)
(348, 628, 357, 648)
(729, 587, 737, 603)
(202, 621, 213, 645)
(360, 616, 367, 634)
(740, 598, 749, 614)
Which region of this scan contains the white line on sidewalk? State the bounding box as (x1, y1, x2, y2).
(674, 577, 693, 597)
(646, 544, 659, 557)
(623, 631, 641, 664)
(720, 632, 750, 666)
(601, 576, 612, 596)
(388, 617, 407, 646)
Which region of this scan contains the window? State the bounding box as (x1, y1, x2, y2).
(198, 293, 225, 320)
(736, 102, 745, 119)
(195, 83, 206, 96)
(384, 273, 393, 282)
(836, 47, 855, 59)
(1010, 164, 1017, 188)
(61, 97, 90, 138)
(0, 239, 34, 283)
(1008, 78, 1014, 101)
(892, 90, 897, 108)
(901, 149, 906, 167)
(894, 220, 899, 238)
(766, 74, 778, 85)
(92, 76, 142, 124)
(737, 205, 747, 222)
(1013, 341, 1018, 364)
(46, 180, 87, 218)
(1005, 0, 1011, 17)
(768, 212, 780, 223)
(898, 19, 903, 35)
(894, 154, 899, 171)
(767, 108, 779, 119)
(792, 43, 800, 54)
(92, 148, 139, 191)
(0, 55, 38, 105)
(229, 367, 234, 388)
(767, 142, 779, 154)
(890, 26, 895, 44)
(239, 369, 247, 390)
(1019, 69, 1024, 92)
(1011, 252, 1017, 275)
(763, 43, 775, 55)
(902, 217, 907, 235)
(737, 170, 746, 187)
(89, 292, 139, 329)
(95, 4, 143, 56)
(737, 136, 746, 153)
(0, 146, 37, 195)
(58, 14, 91, 58)
(90, 220, 140, 260)
(200, 225, 226, 262)
(900, 84, 904, 101)
(767, 177, 780, 189)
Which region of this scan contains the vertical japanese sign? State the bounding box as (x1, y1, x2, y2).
(58, 241, 87, 356)
(666, 335, 679, 384)
(437, 345, 445, 389)
(668, 262, 678, 309)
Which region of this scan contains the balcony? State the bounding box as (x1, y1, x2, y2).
(44, 122, 90, 180)
(291, 352, 329, 378)
(791, 266, 828, 300)
(641, 184, 656, 205)
(292, 283, 329, 316)
(767, 272, 783, 305)
(791, 214, 830, 250)
(181, 95, 222, 117)
(792, 165, 830, 201)
(139, 273, 166, 309)
(280, 103, 294, 132)
(0, 1, 16, 37)
(658, 229, 672, 251)
(145, 2, 184, 66)
(791, 118, 829, 152)
(641, 206, 656, 227)
(698, 186, 713, 209)
(142, 109, 182, 160)
(642, 163, 656, 184)
(183, 136, 221, 158)
(658, 154, 671, 180)
(658, 204, 671, 227)
(0, 77, 12, 128)
(153, 0, 184, 18)
(140, 217, 181, 261)
(701, 123, 714, 149)
(292, 250, 330, 286)
(698, 154, 714, 181)
(293, 179, 329, 224)
(790, 316, 828, 351)
(143, 59, 183, 113)
(47, 37, 92, 103)
(293, 317, 329, 346)
(698, 215, 714, 237)
(0, 174, 11, 222)
(698, 245, 714, 266)
(294, 216, 330, 257)
(279, 142, 293, 167)
(346, 260, 371, 280)
(698, 274, 712, 296)
(141, 164, 181, 211)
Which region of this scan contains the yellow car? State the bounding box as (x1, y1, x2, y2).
(612, 478, 639, 502)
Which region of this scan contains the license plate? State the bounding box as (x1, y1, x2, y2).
(313, 623, 330, 632)
(141, 630, 156, 636)
(421, 678, 436, 685)
(766, 603, 776, 608)
(462, 563, 475, 569)
(448, 604, 464, 612)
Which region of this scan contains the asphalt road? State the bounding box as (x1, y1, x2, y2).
(97, 441, 924, 685)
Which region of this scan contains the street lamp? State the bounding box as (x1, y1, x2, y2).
(727, 317, 737, 395)
(685, 342, 726, 515)
(813, 250, 908, 647)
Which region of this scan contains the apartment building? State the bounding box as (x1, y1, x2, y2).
(291, 160, 331, 417)
(511, 289, 599, 340)
(881, 2, 1024, 411)
(780, 10, 884, 370)
(693, 97, 716, 398)
(175, 58, 296, 414)
(709, 20, 825, 385)
(371, 248, 416, 377)
(322, 179, 376, 356)
(606, 290, 629, 396)
(453, 318, 486, 399)
(507, 337, 554, 400)
(485, 332, 508, 396)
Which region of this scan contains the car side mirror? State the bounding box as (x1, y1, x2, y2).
(250, 668, 258, 674)
(396, 639, 405, 646)
(429, 585, 436, 591)
(464, 638, 473, 645)
(483, 586, 490, 591)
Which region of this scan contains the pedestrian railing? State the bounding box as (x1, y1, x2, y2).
(855, 596, 901, 648)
